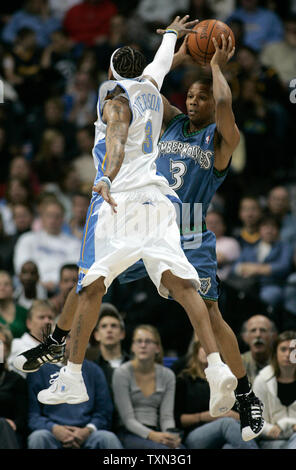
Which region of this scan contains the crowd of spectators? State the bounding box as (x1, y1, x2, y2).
(0, 0, 296, 450)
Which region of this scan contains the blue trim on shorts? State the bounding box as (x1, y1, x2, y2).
(76, 194, 103, 293)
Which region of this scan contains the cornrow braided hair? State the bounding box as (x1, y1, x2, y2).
(112, 47, 146, 79)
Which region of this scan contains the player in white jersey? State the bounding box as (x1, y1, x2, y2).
(14, 16, 238, 417)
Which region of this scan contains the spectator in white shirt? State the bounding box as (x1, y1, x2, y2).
(13, 200, 81, 294)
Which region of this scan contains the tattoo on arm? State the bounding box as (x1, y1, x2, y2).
(104, 99, 130, 181)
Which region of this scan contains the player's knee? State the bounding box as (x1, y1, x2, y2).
(82, 277, 106, 299)
(170, 279, 196, 302)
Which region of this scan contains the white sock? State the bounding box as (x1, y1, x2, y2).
(207, 352, 223, 367)
(66, 361, 82, 375)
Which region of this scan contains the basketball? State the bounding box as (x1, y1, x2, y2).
(187, 19, 235, 65)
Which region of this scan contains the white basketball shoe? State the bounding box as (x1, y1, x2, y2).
(205, 363, 238, 417)
(37, 366, 89, 405)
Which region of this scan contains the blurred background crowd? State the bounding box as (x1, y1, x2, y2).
(0, 0, 296, 451)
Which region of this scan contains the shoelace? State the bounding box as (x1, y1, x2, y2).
(250, 403, 262, 420)
(49, 372, 60, 391)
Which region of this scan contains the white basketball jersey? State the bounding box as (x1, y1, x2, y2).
(92, 78, 177, 197)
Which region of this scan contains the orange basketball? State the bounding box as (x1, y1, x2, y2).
(187, 19, 235, 65)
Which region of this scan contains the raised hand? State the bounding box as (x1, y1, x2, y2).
(210, 34, 235, 68)
(156, 15, 199, 39)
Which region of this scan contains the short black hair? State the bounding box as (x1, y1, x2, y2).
(60, 264, 78, 278)
(97, 303, 125, 330)
(112, 47, 146, 79)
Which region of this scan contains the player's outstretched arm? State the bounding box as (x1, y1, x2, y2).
(210, 34, 240, 171)
(93, 97, 131, 213)
(143, 15, 198, 90)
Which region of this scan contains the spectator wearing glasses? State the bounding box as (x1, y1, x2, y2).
(112, 324, 182, 449)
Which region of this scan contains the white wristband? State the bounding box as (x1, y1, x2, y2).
(100, 176, 112, 189)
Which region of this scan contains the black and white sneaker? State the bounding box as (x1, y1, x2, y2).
(13, 335, 66, 373)
(236, 390, 265, 441)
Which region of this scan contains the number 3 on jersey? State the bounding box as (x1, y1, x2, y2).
(169, 160, 187, 189)
(142, 120, 153, 154)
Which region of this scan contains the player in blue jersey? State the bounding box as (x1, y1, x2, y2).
(119, 34, 265, 441)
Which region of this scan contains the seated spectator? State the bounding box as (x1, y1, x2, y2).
(11, 204, 34, 242)
(40, 29, 80, 94)
(0, 270, 28, 338)
(27, 96, 78, 159)
(260, 15, 296, 90)
(227, 0, 284, 52)
(13, 200, 81, 294)
(253, 330, 296, 449)
(90, 304, 130, 384)
(13, 261, 47, 310)
(64, 70, 97, 128)
(1, 0, 61, 48)
(87, 304, 130, 432)
(240, 314, 278, 384)
(0, 324, 28, 448)
(0, 177, 33, 236)
(174, 339, 258, 449)
(27, 333, 123, 449)
(8, 299, 55, 378)
(266, 185, 296, 246)
(7, 155, 40, 198)
(2, 27, 46, 112)
(112, 324, 181, 449)
(43, 165, 83, 224)
(73, 125, 96, 189)
(233, 196, 262, 248)
(206, 211, 241, 282)
(31, 192, 62, 231)
(235, 44, 285, 103)
(34, 128, 67, 184)
(67, 192, 89, 240)
(49, 264, 78, 317)
(94, 14, 131, 74)
(232, 77, 286, 182)
(63, 0, 118, 47)
(232, 215, 294, 309)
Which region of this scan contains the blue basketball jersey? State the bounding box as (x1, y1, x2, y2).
(157, 113, 229, 230)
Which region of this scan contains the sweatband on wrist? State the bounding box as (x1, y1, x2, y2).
(100, 176, 112, 189)
(165, 29, 178, 37)
(142, 32, 178, 89)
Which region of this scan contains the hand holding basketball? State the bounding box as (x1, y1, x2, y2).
(210, 34, 235, 67)
(187, 19, 235, 66)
